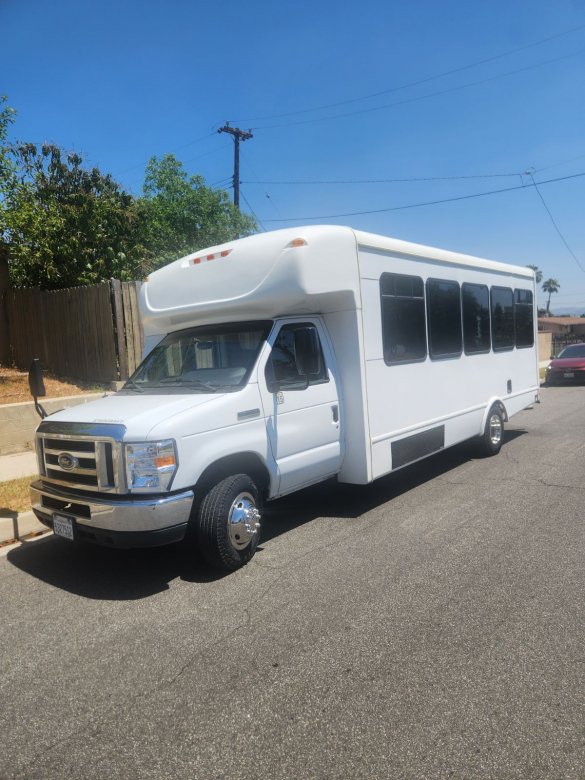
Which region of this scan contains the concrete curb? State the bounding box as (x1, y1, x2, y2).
(0, 510, 47, 546)
(0, 392, 108, 456)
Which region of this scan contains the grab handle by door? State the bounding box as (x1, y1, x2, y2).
(332, 404, 339, 423)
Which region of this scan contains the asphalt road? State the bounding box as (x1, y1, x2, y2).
(1, 387, 584, 780)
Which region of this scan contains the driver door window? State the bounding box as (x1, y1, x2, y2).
(265, 324, 328, 391)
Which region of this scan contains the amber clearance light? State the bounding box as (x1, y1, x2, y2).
(191, 249, 232, 266)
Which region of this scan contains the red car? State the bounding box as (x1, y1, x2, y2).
(545, 343, 585, 385)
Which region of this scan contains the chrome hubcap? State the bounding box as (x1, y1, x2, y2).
(228, 492, 261, 550)
(489, 414, 503, 446)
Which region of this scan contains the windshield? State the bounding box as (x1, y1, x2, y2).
(120, 321, 272, 394)
(558, 344, 585, 359)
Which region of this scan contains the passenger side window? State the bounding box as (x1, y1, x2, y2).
(265, 324, 328, 392)
(515, 289, 534, 348)
(380, 273, 427, 364)
(426, 279, 462, 359)
(491, 287, 514, 351)
(462, 283, 491, 354)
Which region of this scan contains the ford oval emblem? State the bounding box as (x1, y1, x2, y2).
(58, 453, 78, 471)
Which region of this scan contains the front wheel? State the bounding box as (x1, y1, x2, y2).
(478, 406, 504, 456)
(196, 474, 262, 571)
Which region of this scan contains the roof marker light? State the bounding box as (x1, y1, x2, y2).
(288, 238, 308, 248)
(190, 248, 233, 266)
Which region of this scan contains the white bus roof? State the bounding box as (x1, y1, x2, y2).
(140, 225, 534, 334)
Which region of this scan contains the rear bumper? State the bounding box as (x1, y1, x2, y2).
(30, 479, 194, 548)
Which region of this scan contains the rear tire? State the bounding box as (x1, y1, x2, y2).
(478, 406, 504, 456)
(196, 474, 262, 571)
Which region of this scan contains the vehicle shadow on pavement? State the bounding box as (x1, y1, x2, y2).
(260, 429, 527, 545)
(7, 430, 526, 599)
(6, 536, 226, 599)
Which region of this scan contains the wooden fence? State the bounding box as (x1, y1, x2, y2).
(2, 280, 143, 384)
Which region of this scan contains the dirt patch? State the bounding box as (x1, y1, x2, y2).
(0, 366, 107, 405)
(0, 475, 35, 514)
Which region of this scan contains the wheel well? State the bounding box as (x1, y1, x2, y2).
(195, 453, 271, 499)
(492, 400, 508, 422)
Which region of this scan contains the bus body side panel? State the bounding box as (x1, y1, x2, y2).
(323, 310, 372, 485)
(358, 247, 538, 481)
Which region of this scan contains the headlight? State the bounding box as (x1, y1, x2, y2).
(124, 439, 178, 492)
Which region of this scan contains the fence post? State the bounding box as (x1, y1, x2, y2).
(110, 279, 128, 381)
(0, 244, 11, 364)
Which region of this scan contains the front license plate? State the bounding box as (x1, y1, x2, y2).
(53, 513, 75, 541)
(564, 372, 575, 378)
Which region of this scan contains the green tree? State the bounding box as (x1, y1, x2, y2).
(138, 154, 256, 269)
(0, 96, 17, 237)
(526, 264, 543, 284)
(4, 143, 149, 289)
(542, 278, 560, 316)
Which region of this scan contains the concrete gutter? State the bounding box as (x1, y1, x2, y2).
(0, 509, 49, 550)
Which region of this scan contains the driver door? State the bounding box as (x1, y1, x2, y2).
(258, 320, 342, 496)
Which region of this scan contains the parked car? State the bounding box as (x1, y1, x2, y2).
(545, 343, 585, 385)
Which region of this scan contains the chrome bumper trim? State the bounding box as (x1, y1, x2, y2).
(30, 480, 194, 533)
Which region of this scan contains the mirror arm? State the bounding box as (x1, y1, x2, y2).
(34, 398, 48, 419)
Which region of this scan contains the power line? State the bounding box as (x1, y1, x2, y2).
(260, 170, 585, 222)
(240, 147, 286, 221)
(242, 172, 523, 185)
(239, 190, 267, 232)
(252, 47, 585, 130)
(534, 152, 585, 173)
(232, 24, 585, 123)
(526, 171, 585, 273)
(112, 131, 218, 178)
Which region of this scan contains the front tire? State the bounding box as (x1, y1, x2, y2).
(479, 406, 504, 456)
(196, 474, 262, 571)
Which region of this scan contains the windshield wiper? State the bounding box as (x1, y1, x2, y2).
(157, 377, 217, 392)
(123, 376, 145, 393)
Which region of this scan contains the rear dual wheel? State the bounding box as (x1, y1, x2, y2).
(195, 473, 262, 571)
(479, 406, 504, 456)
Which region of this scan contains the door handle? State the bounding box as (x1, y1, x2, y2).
(332, 404, 339, 423)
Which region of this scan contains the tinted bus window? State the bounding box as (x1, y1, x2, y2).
(380, 273, 427, 364)
(462, 283, 490, 354)
(491, 287, 514, 351)
(426, 279, 462, 359)
(515, 289, 534, 348)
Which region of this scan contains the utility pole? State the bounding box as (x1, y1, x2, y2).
(218, 124, 253, 209)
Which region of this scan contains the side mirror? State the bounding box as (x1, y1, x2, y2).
(29, 358, 46, 399)
(29, 358, 48, 419)
(294, 327, 322, 377)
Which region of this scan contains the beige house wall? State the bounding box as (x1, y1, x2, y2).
(538, 331, 552, 364)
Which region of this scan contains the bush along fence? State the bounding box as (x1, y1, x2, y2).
(1, 279, 144, 384)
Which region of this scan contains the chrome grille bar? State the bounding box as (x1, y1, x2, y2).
(36, 422, 126, 494)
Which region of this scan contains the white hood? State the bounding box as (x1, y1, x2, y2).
(46, 392, 225, 440)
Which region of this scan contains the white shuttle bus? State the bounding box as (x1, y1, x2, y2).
(30, 226, 539, 570)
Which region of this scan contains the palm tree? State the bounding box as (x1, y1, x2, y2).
(526, 264, 543, 284)
(542, 278, 560, 315)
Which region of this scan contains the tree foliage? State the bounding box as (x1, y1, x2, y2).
(542, 278, 560, 316)
(526, 264, 543, 284)
(138, 154, 256, 269)
(5, 144, 148, 289)
(0, 98, 257, 290)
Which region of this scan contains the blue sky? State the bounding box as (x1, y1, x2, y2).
(2, 0, 585, 312)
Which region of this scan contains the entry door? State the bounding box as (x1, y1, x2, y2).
(258, 320, 342, 496)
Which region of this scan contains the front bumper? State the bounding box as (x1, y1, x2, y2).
(30, 480, 194, 549)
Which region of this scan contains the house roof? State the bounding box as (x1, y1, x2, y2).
(538, 317, 585, 326)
